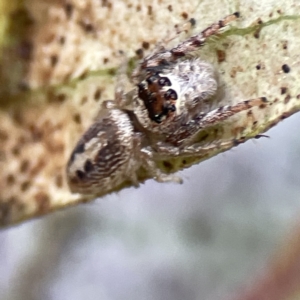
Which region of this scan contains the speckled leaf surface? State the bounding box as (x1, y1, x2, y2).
(0, 0, 300, 226)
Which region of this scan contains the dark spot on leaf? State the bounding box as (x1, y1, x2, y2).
(259, 104, 267, 109)
(55, 93, 66, 103)
(282, 64, 290, 73)
(135, 48, 144, 59)
(21, 180, 31, 191)
(142, 41, 150, 50)
(280, 87, 287, 94)
(73, 113, 81, 124)
(50, 55, 58, 67)
(189, 18, 196, 26)
(55, 174, 63, 188)
(34, 192, 50, 214)
(64, 3, 74, 18)
(216, 49, 226, 63)
(181, 12, 188, 19)
(284, 94, 291, 104)
(59, 36, 65, 45)
(20, 160, 30, 173)
(94, 89, 102, 100)
(6, 174, 15, 185)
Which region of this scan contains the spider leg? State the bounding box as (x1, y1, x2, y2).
(153, 120, 266, 162)
(140, 147, 183, 183)
(155, 136, 248, 159)
(100, 52, 133, 112)
(195, 96, 267, 128)
(133, 12, 239, 78)
(156, 97, 268, 151)
(114, 51, 129, 107)
(153, 18, 197, 54)
(169, 12, 239, 57)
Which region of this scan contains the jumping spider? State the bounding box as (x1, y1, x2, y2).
(66, 12, 267, 195)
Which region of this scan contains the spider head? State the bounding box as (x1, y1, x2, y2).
(137, 73, 178, 123)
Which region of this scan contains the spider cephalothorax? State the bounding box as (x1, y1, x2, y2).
(135, 59, 218, 132)
(66, 12, 268, 196)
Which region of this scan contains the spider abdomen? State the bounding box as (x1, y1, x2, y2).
(66, 109, 139, 195)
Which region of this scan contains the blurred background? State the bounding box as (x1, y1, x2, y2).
(2, 113, 300, 300)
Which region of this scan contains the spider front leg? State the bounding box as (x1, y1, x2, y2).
(194, 96, 267, 128)
(155, 137, 249, 165)
(140, 147, 183, 183)
(100, 51, 133, 112)
(132, 12, 240, 83)
(151, 17, 197, 56)
(113, 51, 128, 104)
(156, 97, 268, 155)
(169, 12, 239, 57)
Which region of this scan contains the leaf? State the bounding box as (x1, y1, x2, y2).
(0, 0, 299, 227)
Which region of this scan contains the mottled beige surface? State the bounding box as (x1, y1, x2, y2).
(0, 0, 300, 226)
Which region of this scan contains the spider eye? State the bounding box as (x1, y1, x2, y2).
(153, 114, 163, 123)
(138, 82, 146, 91)
(146, 75, 159, 84)
(168, 104, 176, 112)
(164, 89, 178, 100)
(149, 93, 157, 103)
(158, 77, 172, 86)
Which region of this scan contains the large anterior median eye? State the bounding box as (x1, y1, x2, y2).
(164, 89, 178, 100)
